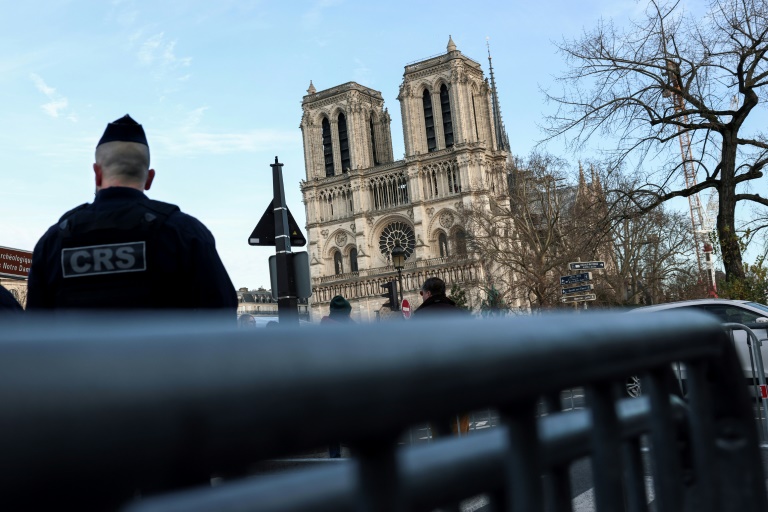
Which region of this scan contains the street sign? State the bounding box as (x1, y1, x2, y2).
(569, 261, 605, 270)
(0, 246, 32, 279)
(562, 284, 594, 295)
(269, 252, 312, 299)
(402, 298, 411, 319)
(560, 272, 592, 286)
(561, 293, 597, 303)
(248, 200, 306, 247)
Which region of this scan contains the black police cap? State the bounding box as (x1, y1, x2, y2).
(97, 114, 148, 147)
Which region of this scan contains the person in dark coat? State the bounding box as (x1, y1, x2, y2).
(414, 277, 471, 437)
(320, 295, 354, 325)
(26, 114, 237, 314)
(320, 295, 354, 457)
(0, 284, 23, 311)
(413, 276, 467, 318)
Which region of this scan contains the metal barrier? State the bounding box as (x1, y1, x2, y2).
(0, 311, 765, 511)
(724, 322, 768, 444)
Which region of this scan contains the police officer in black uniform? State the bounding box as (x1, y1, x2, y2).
(27, 114, 238, 313)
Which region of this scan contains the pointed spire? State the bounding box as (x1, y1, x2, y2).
(447, 35, 457, 52)
(307, 80, 316, 95)
(592, 165, 603, 194)
(486, 37, 510, 152)
(578, 162, 586, 189)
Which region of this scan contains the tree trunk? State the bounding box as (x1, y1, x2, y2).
(718, 133, 745, 282)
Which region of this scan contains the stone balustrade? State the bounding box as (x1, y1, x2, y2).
(312, 257, 481, 303)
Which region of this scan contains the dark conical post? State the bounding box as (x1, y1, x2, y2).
(271, 156, 299, 325)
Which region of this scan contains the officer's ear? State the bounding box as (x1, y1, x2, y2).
(93, 163, 103, 189)
(144, 169, 156, 191)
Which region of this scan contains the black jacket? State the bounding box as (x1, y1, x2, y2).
(413, 294, 468, 318)
(27, 187, 237, 311)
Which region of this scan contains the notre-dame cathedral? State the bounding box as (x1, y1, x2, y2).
(300, 37, 511, 321)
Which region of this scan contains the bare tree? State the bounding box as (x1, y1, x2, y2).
(602, 206, 701, 305)
(545, 0, 768, 284)
(460, 153, 608, 311)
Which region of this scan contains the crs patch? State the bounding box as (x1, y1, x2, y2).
(61, 242, 146, 278)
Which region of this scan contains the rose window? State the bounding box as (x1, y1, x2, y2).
(379, 222, 415, 261)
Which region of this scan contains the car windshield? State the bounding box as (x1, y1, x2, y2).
(745, 302, 768, 314)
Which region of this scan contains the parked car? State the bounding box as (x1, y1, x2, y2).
(625, 299, 768, 397)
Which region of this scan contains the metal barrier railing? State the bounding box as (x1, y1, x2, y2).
(724, 322, 768, 444)
(0, 311, 765, 511)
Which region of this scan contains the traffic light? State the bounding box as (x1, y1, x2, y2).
(381, 281, 399, 311)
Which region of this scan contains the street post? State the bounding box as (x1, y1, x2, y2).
(271, 157, 299, 325)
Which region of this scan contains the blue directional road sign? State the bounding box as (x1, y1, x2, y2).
(569, 261, 605, 270)
(560, 272, 592, 286)
(562, 284, 594, 295)
(561, 293, 597, 303)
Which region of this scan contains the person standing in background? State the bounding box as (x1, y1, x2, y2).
(414, 277, 471, 436)
(320, 294, 354, 457)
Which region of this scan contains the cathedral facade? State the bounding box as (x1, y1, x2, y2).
(299, 38, 510, 321)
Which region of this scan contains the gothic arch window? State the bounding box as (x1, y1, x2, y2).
(334, 251, 344, 275)
(454, 228, 467, 258)
(421, 161, 461, 200)
(338, 113, 350, 172)
(398, 174, 409, 204)
(430, 169, 439, 197)
(322, 117, 334, 177)
(440, 84, 453, 148)
(319, 185, 354, 221)
(370, 114, 379, 165)
(379, 221, 416, 261)
(369, 172, 410, 211)
(438, 232, 449, 258)
(422, 89, 437, 152)
(350, 248, 358, 272)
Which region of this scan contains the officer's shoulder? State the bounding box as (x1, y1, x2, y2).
(158, 205, 215, 240)
(57, 203, 89, 223)
(143, 199, 197, 230)
(144, 199, 181, 217)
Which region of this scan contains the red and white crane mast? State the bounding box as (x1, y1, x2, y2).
(663, 59, 718, 296)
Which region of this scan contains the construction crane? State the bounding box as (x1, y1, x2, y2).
(702, 191, 718, 292)
(663, 59, 718, 296)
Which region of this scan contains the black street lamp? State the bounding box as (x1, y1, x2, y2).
(391, 243, 406, 304)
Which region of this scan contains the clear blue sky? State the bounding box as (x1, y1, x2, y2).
(1, 0, 706, 289)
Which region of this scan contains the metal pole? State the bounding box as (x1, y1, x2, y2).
(271, 156, 299, 326)
(397, 269, 404, 305)
(573, 258, 579, 311)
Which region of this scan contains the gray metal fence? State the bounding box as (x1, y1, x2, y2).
(0, 310, 765, 511)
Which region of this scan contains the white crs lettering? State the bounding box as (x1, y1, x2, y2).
(62, 242, 147, 278)
(114, 246, 136, 269)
